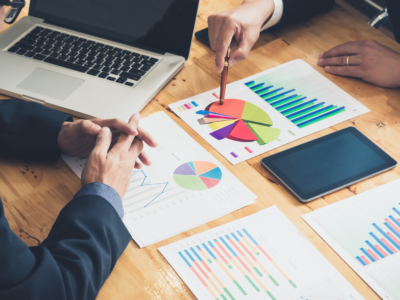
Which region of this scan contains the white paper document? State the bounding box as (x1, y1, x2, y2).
(159, 206, 363, 300)
(169, 60, 369, 164)
(303, 179, 400, 300)
(62, 112, 256, 247)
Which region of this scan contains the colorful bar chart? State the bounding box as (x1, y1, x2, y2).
(303, 179, 400, 300)
(177, 101, 199, 112)
(176, 227, 300, 300)
(240, 229, 296, 288)
(355, 204, 400, 266)
(162, 206, 363, 300)
(245, 80, 345, 128)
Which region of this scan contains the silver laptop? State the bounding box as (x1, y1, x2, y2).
(0, 0, 199, 120)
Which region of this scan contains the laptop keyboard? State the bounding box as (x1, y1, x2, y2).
(7, 26, 160, 87)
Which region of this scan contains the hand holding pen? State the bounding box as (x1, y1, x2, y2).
(208, 0, 275, 72)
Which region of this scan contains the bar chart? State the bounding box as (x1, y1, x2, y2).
(177, 228, 298, 300)
(177, 100, 199, 112)
(169, 59, 369, 164)
(245, 78, 346, 129)
(160, 206, 363, 300)
(304, 186, 400, 266)
(355, 206, 400, 266)
(303, 179, 400, 300)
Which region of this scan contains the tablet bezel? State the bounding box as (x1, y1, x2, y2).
(261, 127, 397, 202)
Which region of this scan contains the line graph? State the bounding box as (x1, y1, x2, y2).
(132, 170, 169, 207)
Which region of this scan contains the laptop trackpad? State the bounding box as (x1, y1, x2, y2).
(17, 67, 84, 101)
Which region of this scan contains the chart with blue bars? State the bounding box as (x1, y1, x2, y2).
(176, 228, 296, 300)
(354, 205, 400, 266)
(244, 76, 346, 129)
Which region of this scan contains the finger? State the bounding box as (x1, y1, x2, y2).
(210, 13, 225, 52)
(79, 120, 102, 135)
(91, 127, 112, 158)
(90, 116, 139, 136)
(208, 15, 217, 50)
(320, 42, 363, 59)
(138, 150, 152, 166)
(137, 127, 157, 148)
(324, 65, 363, 78)
(229, 31, 257, 66)
(128, 139, 144, 163)
(109, 113, 140, 153)
(215, 18, 236, 72)
(134, 160, 143, 169)
(318, 55, 362, 67)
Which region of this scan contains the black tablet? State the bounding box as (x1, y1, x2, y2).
(261, 127, 397, 202)
(195, 28, 210, 47)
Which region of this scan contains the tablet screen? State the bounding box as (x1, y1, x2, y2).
(262, 127, 397, 201)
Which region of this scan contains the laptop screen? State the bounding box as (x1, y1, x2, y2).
(29, 0, 199, 60)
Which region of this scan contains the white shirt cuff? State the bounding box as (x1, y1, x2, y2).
(260, 0, 284, 31)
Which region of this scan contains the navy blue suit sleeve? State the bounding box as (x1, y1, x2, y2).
(0, 100, 72, 162)
(386, 0, 400, 42)
(0, 196, 131, 300)
(270, 0, 335, 30)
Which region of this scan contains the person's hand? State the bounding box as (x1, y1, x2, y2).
(208, 0, 275, 73)
(81, 124, 144, 198)
(0, 6, 4, 31)
(58, 113, 157, 160)
(318, 40, 400, 88)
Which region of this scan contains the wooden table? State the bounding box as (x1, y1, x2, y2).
(1, 1, 399, 299)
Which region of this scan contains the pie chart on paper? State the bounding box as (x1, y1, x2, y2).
(202, 99, 281, 145)
(173, 161, 222, 191)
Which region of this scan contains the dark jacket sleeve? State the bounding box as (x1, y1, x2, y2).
(386, 0, 400, 42)
(0, 196, 131, 300)
(0, 99, 71, 162)
(270, 0, 335, 30)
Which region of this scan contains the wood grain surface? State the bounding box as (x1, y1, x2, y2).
(1, 1, 399, 299)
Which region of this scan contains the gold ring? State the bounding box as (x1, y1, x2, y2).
(346, 56, 350, 66)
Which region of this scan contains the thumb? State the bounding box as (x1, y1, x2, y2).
(81, 120, 102, 135)
(92, 127, 112, 157)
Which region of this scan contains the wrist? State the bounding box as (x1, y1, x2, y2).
(242, 0, 275, 27)
(57, 121, 69, 151)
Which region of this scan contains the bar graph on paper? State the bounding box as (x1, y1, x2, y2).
(160, 206, 364, 300)
(244, 65, 353, 129)
(169, 59, 369, 164)
(303, 179, 400, 300)
(355, 205, 400, 266)
(178, 228, 296, 300)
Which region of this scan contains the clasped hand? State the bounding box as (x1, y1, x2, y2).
(58, 113, 157, 198)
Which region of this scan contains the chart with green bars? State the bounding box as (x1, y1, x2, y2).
(177, 228, 297, 300)
(245, 70, 348, 129)
(160, 206, 363, 300)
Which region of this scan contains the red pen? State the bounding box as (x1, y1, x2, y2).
(219, 47, 230, 105)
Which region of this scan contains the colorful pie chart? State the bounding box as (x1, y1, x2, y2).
(173, 161, 222, 191)
(203, 99, 281, 145)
